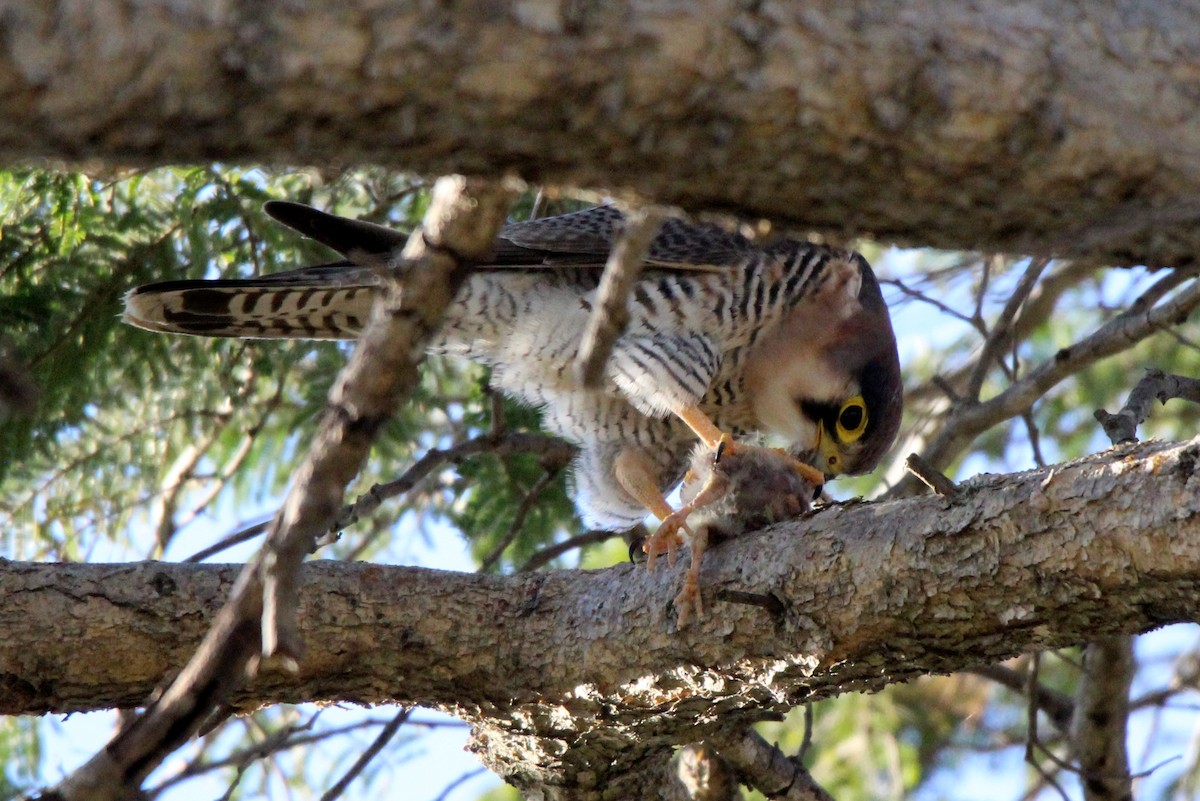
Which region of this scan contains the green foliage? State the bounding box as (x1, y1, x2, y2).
(0, 718, 38, 800)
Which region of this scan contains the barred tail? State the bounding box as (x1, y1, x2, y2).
(122, 264, 381, 339)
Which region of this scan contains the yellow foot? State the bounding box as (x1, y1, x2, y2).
(674, 526, 709, 628)
(644, 506, 691, 573)
(674, 572, 703, 628)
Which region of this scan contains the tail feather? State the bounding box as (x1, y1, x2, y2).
(123, 269, 381, 339)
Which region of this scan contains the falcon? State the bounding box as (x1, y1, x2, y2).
(124, 202, 903, 544)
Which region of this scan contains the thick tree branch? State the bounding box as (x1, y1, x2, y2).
(6, 438, 1200, 797)
(6, 2, 1200, 265)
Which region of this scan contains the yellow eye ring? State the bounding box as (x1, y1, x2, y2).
(835, 395, 868, 443)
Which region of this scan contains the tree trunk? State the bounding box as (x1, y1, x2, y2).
(3, 1, 1200, 265)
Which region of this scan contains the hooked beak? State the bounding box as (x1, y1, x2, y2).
(816, 422, 842, 478)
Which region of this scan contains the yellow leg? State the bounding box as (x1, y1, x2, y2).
(678, 404, 825, 488)
(676, 404, 729, 449)
(675, 526, 709, 628)
(614, 447, 689, 571)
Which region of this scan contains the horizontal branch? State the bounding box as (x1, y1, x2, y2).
(5, 438, 1200, 796)
(6, 2, 1200, 265)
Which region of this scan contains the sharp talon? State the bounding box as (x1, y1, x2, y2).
(712, 433, 738, 466)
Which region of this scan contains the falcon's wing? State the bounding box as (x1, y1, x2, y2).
(123, 202, 757, 338)
(494, 206, 757, 272)
(266, 201, 757, 274)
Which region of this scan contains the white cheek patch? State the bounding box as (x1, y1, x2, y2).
(750, 356, 850, 443)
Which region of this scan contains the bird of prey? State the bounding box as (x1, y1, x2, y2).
(125, 202, 903, 546)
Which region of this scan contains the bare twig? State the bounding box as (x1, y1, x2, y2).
(187, 431, 576, 563)
(903, 453, 960, 497)
(964, 257, 1051, 401)
(184, 520, 271, 563)
(798, 703, 814, 762)
(882, 277, 977, 326)
(430, 768, 488, 801)
(518, 529, 623, 572)
(1094, 367, 1200, 444)
(903, 260, 1099, 409)
(329, 431, 576, 536)
(574, 205, 667, 388)
(147, 713, 401, 796)
(320, 707, 412, 801)
(890, 274, 1200, 497)
(479, 467, 562, 572)
(1025, 653, 1073, 801)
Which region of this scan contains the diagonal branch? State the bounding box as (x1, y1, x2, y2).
(575, 205, 667, 388)
(962, 256, 1051, 402)
(45, 176, 517, 801)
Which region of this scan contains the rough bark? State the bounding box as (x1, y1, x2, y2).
(3, 1, 1200, 266)
(5, 437, 1200, 797)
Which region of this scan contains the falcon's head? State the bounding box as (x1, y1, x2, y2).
(745, 251, 902, 478)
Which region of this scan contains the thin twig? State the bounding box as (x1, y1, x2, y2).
(890, 273, 1200, 497)
(881, 278, 977, 326)
(430, 768, 488, 801)
(479, 468, 562, 572)
(328, 431, 576, 537)
(964, 256, 1051, 402)
(184, 520, 271, 563)
(1025, 653, 1073, 801)
(798, 703, 814, 762)
(320, 707, 412, 801)
(903, 453, 960, 498)
(518, 529, 620, 572)
(574, 205, 666, 388)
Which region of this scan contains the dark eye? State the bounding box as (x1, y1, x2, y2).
(835, 396, 868, 442)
